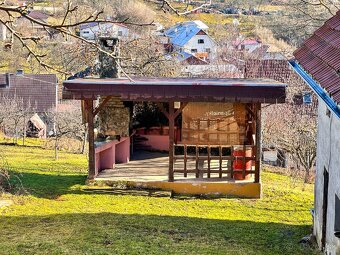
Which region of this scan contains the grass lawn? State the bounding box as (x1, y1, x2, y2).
(0, 142, 319, 255)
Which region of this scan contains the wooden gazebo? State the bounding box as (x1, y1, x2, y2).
(63, 77, 286, 198)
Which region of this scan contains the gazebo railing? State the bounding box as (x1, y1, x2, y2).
(173, 144, 256, 179)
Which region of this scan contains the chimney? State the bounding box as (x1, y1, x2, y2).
(98, 36, 120, 78)
(97, 36, 130, 138)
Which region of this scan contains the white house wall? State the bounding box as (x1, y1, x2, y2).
(80, 24, 129, 41)
(183, 35, 216, 57)
(314, 99, 340, 255)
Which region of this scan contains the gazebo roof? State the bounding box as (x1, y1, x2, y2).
(63, 77, 286, 103)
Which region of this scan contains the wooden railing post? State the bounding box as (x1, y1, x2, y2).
(85, 99, 96, 179)
(255, 103, 262, 183)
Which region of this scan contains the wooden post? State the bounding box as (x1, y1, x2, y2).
(219, 145, 222, 178)
(85, 99, 96, 179)
(168, 102, 175, 182)
(195, 145, 199, 178)
(207, 146, 211, 178)
(255, 103, 262, 183)
(184, 144, 187, 178)
(230, 146, 234, 179)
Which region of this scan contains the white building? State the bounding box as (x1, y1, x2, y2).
(232, 39, 262, 53)
(164, 20, 217, 61)
(79, 22, 129, 41)
(291, 10, 340, 255)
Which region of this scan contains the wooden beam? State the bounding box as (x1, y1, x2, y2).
(230, 146, 234, 179)
(156, 102, 169, 119)
(246, 103, 255, 118)
(207, 146, 211, 178)
(219, 145, 222, 178)
(174, 102, 188, 119)
(168, 102, 175, 182)
(85, 99, 96, 179)
(255, 103, 262, 183)
(93, 96, 113, 116)
(184, 144, 187, 178)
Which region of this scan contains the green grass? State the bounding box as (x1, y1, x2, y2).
(0, 143, 319, 255)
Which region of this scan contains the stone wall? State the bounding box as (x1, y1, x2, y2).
(98, 96, 130, 137)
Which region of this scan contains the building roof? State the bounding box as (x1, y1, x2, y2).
(233, 39, 261, 47)
(62, 77, 286, 103)
(293, 10, 340, 104)
(79, 22, 128, 30)
(245, 59, 295, 83)
(27, 10, 49, 21)
(0, 73, 57, 112)
(164, 21, 207, 47)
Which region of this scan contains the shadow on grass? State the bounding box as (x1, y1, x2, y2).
(0, 213, 318, 255)
(10, 172, 87, 199)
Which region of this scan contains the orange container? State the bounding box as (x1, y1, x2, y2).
(232, 147, 252, 180)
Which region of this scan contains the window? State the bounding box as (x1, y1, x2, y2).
(191, 49, 197, 53)
(302, 92, 312, 104)
(118, 31, 123, 36)
(335, 195, 340, 238)
(83, 31, 90, 34)
(198, 39, 204, 44)
(205, 48, 211, 53)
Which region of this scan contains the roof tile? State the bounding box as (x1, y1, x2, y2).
(294, 11, 340, 105)
(0, 74, 57, 112)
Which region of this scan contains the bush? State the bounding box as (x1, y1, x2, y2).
(0, 154, 25, 194)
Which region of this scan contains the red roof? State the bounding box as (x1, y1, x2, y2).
(294, 11, 340, 103)
(0, 74, 57, 112)
(245, 59, 294, 83)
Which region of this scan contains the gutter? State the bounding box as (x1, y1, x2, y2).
(289, 60, 340, 119)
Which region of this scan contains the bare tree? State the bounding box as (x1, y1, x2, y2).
(46, 102, 86, 160)
(262, 74, 318, 183)
(267, 0, 339, 45)
(0, 0, 154, 75)
(0, 95, 34, 144)
(154, 0, 213, 16)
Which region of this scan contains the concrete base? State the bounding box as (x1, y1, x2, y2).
(91, 179, 261, 198)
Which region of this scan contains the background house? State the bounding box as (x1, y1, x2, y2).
(290, 10, 340, 254)
(16, 10, 58, 40)
(164, 20, 217, 62)
(0, 71, 58, 137)
(233, 39, 262, 53)
(79, 22, 129, 41)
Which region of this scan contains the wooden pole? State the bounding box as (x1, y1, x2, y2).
(255, 103, 262, 183)
(168, 102, 175, 182)
(85, 99, 96, 179)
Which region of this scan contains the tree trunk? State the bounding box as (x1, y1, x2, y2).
(304, 167, 311, 183)
(22, 116, 26, 146)
(55, 136, 58, 160)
